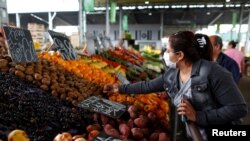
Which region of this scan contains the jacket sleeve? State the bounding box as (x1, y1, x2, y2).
(196, 64, 247, 126)
(118, 75, 165, 94)
(229, 61, 241, 83)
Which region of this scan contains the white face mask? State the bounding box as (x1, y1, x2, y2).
(163, 52, 177, 68)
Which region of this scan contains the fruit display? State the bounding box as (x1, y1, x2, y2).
(109, 93, 170, 120)
(0, 72, 91, 141)
(81, 55, 126, 77)
(0, 55, 103, 105)
(0, 39, 171, 140)
(142, 46, 164, 74)
(83, 105, 170, 141)
(39, 52, 118, 85)
(91, 54, 127, 70)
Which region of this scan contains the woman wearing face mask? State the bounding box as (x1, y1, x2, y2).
(103, 31, 247, 140)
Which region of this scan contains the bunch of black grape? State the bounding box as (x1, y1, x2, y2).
(0, 72, 92, 141)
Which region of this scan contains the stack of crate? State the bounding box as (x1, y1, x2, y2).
(27, 23, 45, 50)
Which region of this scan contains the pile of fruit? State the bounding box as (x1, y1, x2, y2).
(0, 72, 91, 141)
(39, 52, 118, 85)
(0, 55, 103, 105)
(81, 55, 126, 77)
(142, 46, 164, 74)
(109, 93, 170, 120)
(82, 105, 170, 141)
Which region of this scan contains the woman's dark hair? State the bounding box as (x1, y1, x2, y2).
(194, 33, 213, 61)
(168, 31, 200, 63)
(228, 40, 238, 48)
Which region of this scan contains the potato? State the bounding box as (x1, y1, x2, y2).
(119, 123, 130, 137)
(72, 135, 86, 141)
(60, 94, 66, 100)
(9, 68, 15, 74)
(86, 124, 101, 133)
(128, 105, 138, 119)
(51, 84, 59, 91)
(88, 130, 100, 139)
(25, 75, 34, 81)
(66, 97, 73, 102)
(15, 65, 25, 72)
(147, 112, 157, 122)
(0, 59, 8, 68)
(42, 78, 51, 85)
(71, 100, 77, 105)
(131, 128, 143, 139)
(40, 85, 48, 91)
(34, 73, 42, 80)
(1, 66, 9, 72)
(134, 117, 148, 128)
(127, 119, 134, 129)
(60, 132, 72, 141)
(15, 70, 25, 79)
(158, 132, 170, 141)
(57, 88, 66, 94)
(25, 67, 34, 75)
(104, 124, 120, 139)
(150, 132, 159, 141)
(51, 90, 58, 97)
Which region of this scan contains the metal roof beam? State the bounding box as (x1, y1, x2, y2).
(208, 12, 224, 25)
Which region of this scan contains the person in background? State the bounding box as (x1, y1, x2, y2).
(224, 40, 245, 76)
(104, 31, 247, 141)
(209, 35, 240, 83)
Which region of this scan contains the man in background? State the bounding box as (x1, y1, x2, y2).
(224, 40, 245, 76)
(209, 35, 241, 83)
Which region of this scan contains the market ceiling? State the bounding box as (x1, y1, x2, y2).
(94, 0, 249, 6)
(7, 0, 250, 28)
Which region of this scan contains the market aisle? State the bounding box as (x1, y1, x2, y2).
(239, 76, 250, 125)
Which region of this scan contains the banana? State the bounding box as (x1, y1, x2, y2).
(8, 129, 29, 141)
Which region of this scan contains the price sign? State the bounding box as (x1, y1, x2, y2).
(3, 26, 37, 63)
(93, 132, 121, 141)
(77, 96, 126, 119)
(115, 72, 130, 84)
(48, 30, 77, 60)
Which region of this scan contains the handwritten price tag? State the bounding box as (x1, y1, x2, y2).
(3, 26, 38, 63)
(77, 96, 126, 119)
(48, 30, 78, 60)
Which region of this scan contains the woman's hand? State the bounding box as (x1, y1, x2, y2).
(177, 100, 196, 122)
(103, 84, 119, 95)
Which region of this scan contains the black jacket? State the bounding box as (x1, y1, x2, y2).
(216, 52, 240, 83)
(119, 59, 247, 126)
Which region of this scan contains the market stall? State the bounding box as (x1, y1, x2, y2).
(0, 27, 170, 141)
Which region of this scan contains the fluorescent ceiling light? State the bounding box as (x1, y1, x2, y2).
(145, 1, 149, 5)
(226, 0, 230, 2)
